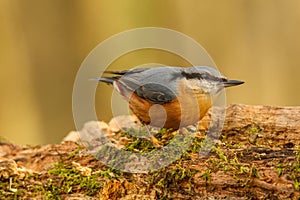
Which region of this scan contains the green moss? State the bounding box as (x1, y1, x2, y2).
(199, 169, 211, 182)
(66, 148, 81, 160)
(246, 125, 265, 146)
(206, 146, 259, 186)
(291, 147, 300, 190)
(275, 163, 287, 176)
(122, 127, 174, 153)
(272, 147, 300, 190)
(149, 162, 197, 198)
(248, 127, 260, 134)
(212, 146, 228, 162)
(38, 160, 105, 198)
(45, 162, 102, 197)
(186, 136, 205, 154)
(124, 138, 155, 152)
(0, 147, 126, 199)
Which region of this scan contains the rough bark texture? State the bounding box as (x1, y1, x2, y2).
(0, 104, 299, 199)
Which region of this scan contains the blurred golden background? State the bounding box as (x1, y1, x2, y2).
(0, 0, 299, 145)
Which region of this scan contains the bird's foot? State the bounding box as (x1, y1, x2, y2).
(150, 136, 162, 148)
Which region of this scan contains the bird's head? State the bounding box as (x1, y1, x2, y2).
(181, 66, 244, 94)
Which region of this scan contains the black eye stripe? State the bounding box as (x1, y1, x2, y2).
(181, 71, 225, 82)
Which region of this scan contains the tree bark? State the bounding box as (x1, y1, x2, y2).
(0, 104, 299, 199)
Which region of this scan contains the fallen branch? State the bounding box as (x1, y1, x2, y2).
(0, 104, 299, 199)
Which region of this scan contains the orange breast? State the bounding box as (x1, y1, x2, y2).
(128, 80, 212, 129)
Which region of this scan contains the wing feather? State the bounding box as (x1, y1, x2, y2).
(116, 67, 180, 103)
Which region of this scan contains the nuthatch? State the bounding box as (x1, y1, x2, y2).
(96, 66, 243, 131)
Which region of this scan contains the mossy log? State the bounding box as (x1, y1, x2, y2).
(0, 104, 299, 199)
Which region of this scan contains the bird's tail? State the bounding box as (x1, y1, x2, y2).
(90, 77, 116, 85)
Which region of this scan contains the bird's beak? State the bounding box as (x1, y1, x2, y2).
(223, 80, 244, 87)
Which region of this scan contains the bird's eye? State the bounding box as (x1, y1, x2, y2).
(200, 73, 209, 79)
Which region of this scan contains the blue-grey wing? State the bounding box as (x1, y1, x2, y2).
(117, 67, 181, 103)
(135, 83, 177, 103)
